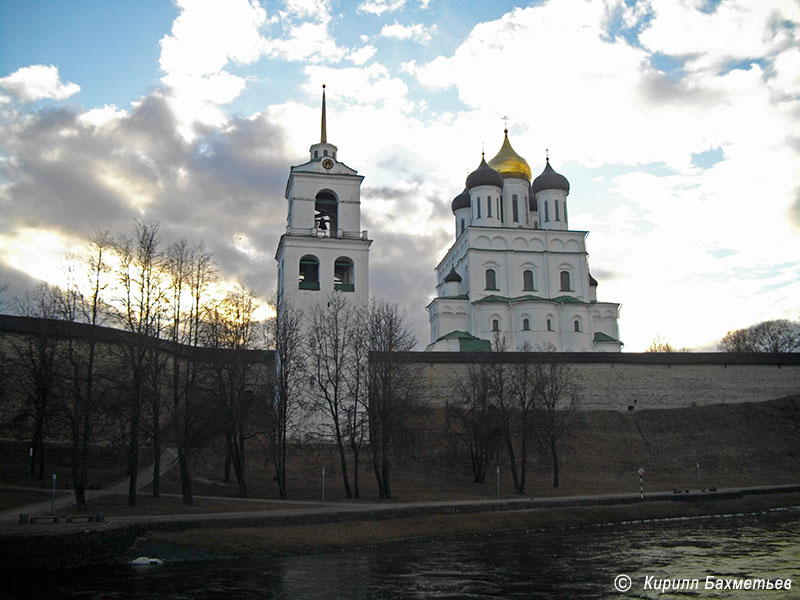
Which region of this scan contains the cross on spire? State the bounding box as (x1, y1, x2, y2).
(501, 115, 509, 133)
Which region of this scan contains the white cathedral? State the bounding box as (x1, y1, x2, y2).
(425, 131, 622, 352)
(275, 88, 621, 353)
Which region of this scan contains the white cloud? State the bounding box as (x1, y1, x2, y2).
(0, 65, 80, 102)
(357, 0, 407, 16)
(348, 45, 378, 65)
(380, 21, 437, 44)
(78, 104, 128, 127)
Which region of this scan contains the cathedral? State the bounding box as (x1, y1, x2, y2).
(275, 88, 621, 353)
(426, 131, 622, 352)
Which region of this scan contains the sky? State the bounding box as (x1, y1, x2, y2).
(0, 0, 799, 351)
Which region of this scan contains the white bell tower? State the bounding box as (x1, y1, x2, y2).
(275, 85, 371, 317)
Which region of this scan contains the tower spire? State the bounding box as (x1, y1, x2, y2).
(320, 84, 327, 144)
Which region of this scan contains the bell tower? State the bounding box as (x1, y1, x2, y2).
(275, 85, 371, 316)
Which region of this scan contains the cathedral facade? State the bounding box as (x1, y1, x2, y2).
(426, 131, 622, 352)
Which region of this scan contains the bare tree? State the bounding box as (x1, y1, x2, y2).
(506, 343, 541, 494)
(364, 299, 417, 499)
(166, 239, 216, 504)
(720, 319, 800, 353)
(534, 360, 580, 488)
(447, 363, 497, 483)
(344, 307, 369, 498)
(10, 284, 61, 480)
(306, 293, 360, 498)
(204, 284, 260, 497)
(268, 295, 304, 499)
(55, 231, 112, 505)
(114, 220, 166, 507)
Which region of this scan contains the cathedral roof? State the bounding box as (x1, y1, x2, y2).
(443, 267, 462, 283)
(487, 130, 532, 181)
(466, 155, 504, 190)
(532, 158, 570, 194)
(451, 188, 470, 212)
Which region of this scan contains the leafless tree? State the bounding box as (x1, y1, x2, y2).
(114, 220, 166, 507)
(307, 293, 362, 498)
(645, 335, 689, 352)
(363, 299, 418, 499)
(10, 284, 61, 480)
(55, 231, 112, 505)
(268, 295, 305, 499)
(165, 239, 216, 504)
(534, 360, 580, 488)
(720, 319, 800, 353)
(344, 306, 369, 498)
(204, 284, 260, 497)
(447, 363, 497, 483)
(506, 343, 541, 494)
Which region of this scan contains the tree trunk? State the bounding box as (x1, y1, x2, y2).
(518, 434, 527, 495)
(504, 433, 520, 492)
(353, 450, 360, 499)
(224, 434, 232, 481)
(551, 440, 559, 488)
(335, 433, 352, 499)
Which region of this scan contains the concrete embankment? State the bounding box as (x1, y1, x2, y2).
(2, 484, 799, 574)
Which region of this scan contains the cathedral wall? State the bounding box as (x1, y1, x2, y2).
(401, 352, 800, 412)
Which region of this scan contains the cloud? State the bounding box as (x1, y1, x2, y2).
(0, 65, 80, 102)
(357, 0, 408, 16)
(380, 21, 437, 44)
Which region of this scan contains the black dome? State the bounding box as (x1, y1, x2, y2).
(532, 159, 569, 194)
(451, 188, 470, 213)
(443, 267, 462, 283)
(466, 156, 504, 190)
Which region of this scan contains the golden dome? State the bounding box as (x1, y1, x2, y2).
(487, 129, 532, 182)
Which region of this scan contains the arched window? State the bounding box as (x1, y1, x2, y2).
(573, 319, 581, 332)
(485, 268, 497, 290)
(560, 270, 571, 291)
(299, 255, 320, 290)
(487, 196, 492, 217)
(544, 200, 549, 222)
(460, 218, 465, 234)
(523, 269, 534, 291)
(547, 318, 553, 331)
(476, 197, 481, 219)
(512, 195, 519, 222)
(315, 191, 338, 235)
(314, 150, 319, 158)
(334, 257, 354, 292)
(555, 199, 560, 221)
(491, 318, 500, 332)
(522, 318, 530, 331)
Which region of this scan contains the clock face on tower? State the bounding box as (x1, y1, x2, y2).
(322, 158, 334, 169)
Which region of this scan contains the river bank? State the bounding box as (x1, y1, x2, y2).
(134, 490, 800, 561)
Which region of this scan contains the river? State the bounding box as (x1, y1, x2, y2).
(7, 509, 800, 599)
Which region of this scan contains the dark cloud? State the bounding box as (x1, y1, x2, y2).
(637, 68, 724, 107)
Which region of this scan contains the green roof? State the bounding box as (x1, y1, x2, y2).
(594, 332, 620, 343)
(551, 295, 582, 303)
(435, 330, 475, 341)
(434, 330, 492, 352)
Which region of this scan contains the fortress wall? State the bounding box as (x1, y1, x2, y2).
(403, 353, 800, 412)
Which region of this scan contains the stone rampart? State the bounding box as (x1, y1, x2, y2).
(397, 352, 800, 411)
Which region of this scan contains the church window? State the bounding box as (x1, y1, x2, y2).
(299, 255, 320, 290)
(555, 199, 560, 221)
(560, 270, 571, 291)
(499, 197, 504, 222)
(523, 269, 534, 291)
(522, 318, 530, 331)
(491, 318, 500, 332)
(547, 318, 553, 331)
(564, 202, 568, 225)
(315, 191, 338, 235)
(487, 196, 492, 217)
(544, 201, 549, 222)
(574, 319, 581, 332)
(323, 149, 328, 156)
(460, 218, 465, 235)
(512, 195, 519, 222)
(476, 197, 481, 219)
(334, 257, 355, 292)
(485, 268, 497, 290)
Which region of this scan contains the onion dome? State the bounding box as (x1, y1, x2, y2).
(443, 267, 462, 283)
(589, 271, 598, 287)
(466, 154, 504, 190)
(487, 129, 532, 181)
(532, 158, 570, 194)
(451, 188, 470, 213)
